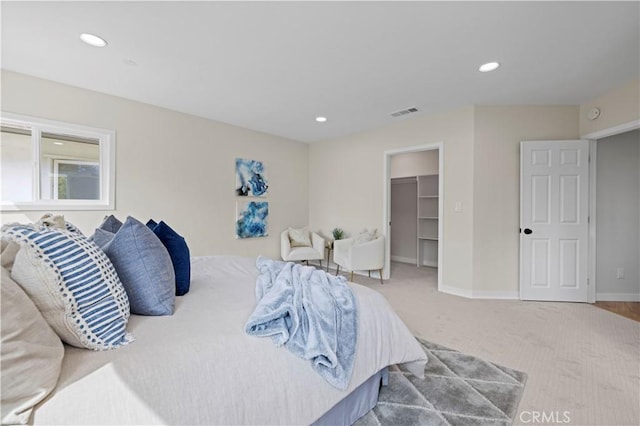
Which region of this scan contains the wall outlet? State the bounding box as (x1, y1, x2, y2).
(616, 267, 625, 279)
(454, 201, 463, 213)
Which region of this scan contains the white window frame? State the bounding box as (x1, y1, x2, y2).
(1, 112, 116, 211)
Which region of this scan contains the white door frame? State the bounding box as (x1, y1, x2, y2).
(383, 142, 444, 288)
(582, 119, 640, 303)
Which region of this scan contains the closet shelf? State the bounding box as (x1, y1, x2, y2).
(417, 174, 440, 268)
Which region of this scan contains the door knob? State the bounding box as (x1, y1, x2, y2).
(524, 228, 533, 235)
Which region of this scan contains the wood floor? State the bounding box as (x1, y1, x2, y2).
(593, 301, 640, 322)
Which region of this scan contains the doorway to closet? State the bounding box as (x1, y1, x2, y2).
(592, 128, 639, 303)
(383, 143, 443, 286)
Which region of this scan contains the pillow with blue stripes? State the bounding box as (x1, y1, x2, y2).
(2, 224, 133, 350)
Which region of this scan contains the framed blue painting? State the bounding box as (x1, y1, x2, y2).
(236, 201, 268, 239)
(235, 158, 268, 197)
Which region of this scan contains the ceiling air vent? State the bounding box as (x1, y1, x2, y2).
(391, 107, 419, 117)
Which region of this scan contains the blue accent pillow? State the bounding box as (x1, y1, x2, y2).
(89, 215, 123, 242)
(99, 215, 123, 233)
(94, 217, 175, 316)
(2, 224, 132, 350)
(146, 220, 191, 296)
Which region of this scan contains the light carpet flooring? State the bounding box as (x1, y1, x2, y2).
(342, 262, 640, 426)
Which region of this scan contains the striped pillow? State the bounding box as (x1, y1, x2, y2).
(2, 224, 133, 350)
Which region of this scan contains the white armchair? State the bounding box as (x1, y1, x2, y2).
(281, 228, 325, 268)
(333, 235, 385, 284)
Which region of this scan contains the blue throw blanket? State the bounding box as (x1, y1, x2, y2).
(245, 256, 358, 390)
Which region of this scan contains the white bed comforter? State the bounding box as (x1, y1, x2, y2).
(32, 256, 427, 425)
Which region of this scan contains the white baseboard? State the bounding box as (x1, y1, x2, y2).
(441, 288, 637, 301)
(420, 260, 438, 268)
(439, 284, 473, 298)
(596, 293, 640, 302)
(472, 290, 519, 300)
(391, 255, 416, 264)
(439, 284, 518, 300)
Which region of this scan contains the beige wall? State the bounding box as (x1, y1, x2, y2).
(580, 78, 640, 136)
(4, 69, 634, 296)
(309, 104, 581, 295)
(390, 150, 439, 178)
(596, 130, 639, 298)
(309, 106, 475, 291)
(1, 71, 309, 259)
(472, 106, 580, 294)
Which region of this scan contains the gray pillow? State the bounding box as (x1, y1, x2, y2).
(94, 217, 175, 316)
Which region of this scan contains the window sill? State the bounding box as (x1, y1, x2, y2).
(1, 200, 115, 212)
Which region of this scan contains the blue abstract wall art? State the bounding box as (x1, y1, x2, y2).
(236, 201, 269, 239)
(235, 158, 268, 197)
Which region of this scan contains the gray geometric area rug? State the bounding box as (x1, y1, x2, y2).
(356, 337, 527, 426)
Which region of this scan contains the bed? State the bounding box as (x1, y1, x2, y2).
(27, 255, 427, 425)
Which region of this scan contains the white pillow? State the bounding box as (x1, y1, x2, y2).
(1, 267, 64, 425)
(355, 229, 377, 245)
(288, 226, 312, 247)
(3, 224, 133, 350)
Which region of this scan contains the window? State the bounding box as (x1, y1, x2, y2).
(1, 112, 115, 211)
(53, 160, 100, 200)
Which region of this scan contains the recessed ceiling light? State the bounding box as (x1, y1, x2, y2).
(479, 62, 500, 72)
(315, 116, 327, 123)
(80, 33, 107, 47)
(53, 142, 64, 146)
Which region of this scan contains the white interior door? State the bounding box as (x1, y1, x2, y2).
(520, 140, 590, 302)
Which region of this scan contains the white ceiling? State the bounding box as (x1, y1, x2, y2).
(2, 1, 639, 143)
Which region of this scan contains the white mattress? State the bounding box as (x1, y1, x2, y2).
(32, 256, 427, 425)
